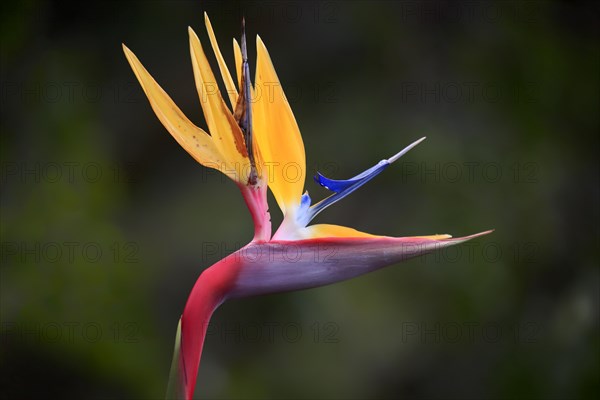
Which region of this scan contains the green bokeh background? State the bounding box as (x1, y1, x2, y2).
(1, 1, 598, 398)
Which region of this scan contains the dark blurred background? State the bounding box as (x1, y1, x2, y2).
(1, 1, 598, 399)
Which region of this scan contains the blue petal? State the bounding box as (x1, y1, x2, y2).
(314, 161, 388, 193)
(300, 191, 312, 208)
(294, 191, 313, 227)
(304, 137, 426, 224)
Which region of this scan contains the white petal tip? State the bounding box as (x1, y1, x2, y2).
(388, 137, 427, 163)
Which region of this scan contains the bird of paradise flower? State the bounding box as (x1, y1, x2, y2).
(123, 13, 492, 399)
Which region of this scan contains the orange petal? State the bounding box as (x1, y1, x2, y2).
(233, 38, 242, 91)
(304, 224, 378, 239)
(204, 13, 238, 109)
(122, 45, 223, 168)
(188, 27, 249, 181)
(254, 35, 306, 215)
(305, 224, 455, 240)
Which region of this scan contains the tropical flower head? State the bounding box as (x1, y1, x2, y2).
(123, 13, 492, 399)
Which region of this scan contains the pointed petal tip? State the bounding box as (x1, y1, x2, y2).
(442, 229, 494, 242)
(388, 136, 427, 163)
(408, 229, 493, 244)
(188, 26, 203, 43)
(474, 228, 495, 236)
(122, 44, 134, 58)
(122, 45, 136, 70)
(122, 45, 140, 70)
